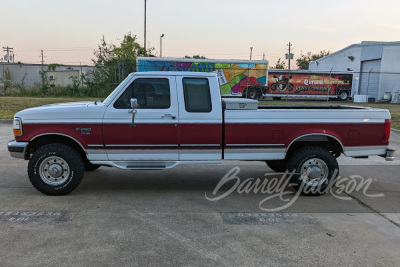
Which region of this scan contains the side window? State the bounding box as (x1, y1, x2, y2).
(114, 78, 171, 109)
(183, 78, 212, 112)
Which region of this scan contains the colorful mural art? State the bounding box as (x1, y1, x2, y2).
(267, 71, 353, 96)
(137, 57, 269, 95)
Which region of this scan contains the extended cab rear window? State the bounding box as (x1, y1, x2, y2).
(114, 78, 171, 109)
(183, 78, 212, 113)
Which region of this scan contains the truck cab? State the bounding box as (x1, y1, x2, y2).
(100, 72, 223, 167)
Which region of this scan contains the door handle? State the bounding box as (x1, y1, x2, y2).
(162, 114, 176, 119)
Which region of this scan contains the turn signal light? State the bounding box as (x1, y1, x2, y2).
(13, 129, 22, 136)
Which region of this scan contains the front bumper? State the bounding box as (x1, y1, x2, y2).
(8, 140, 29, 159)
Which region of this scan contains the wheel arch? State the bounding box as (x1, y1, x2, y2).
(28, 133, 88, 161)
(285, 133, 344, 159)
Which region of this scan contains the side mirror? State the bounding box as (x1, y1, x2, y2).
(130, 98, 138, 109)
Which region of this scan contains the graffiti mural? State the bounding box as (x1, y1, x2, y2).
(137, 58, 268, 95)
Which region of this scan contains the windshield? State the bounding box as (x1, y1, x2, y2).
(102, 75, 133, 106)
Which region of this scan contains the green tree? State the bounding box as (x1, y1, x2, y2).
(184, 55, 207, 59)
(272, 58, 286, 69)
(88, 32, 155, 97)
(296, 50, 330, 69)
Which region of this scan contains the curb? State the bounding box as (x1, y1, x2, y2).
(392, 128, 400, 134)
(0, 119, 13, 125)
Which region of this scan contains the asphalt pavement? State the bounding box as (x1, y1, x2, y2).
(0, 123, 400, 266)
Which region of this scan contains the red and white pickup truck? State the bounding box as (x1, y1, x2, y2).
(8, 72, 395, 195)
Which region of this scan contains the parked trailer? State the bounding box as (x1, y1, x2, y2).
(136, 57, 269, 98)
(265, 69, 354, 101)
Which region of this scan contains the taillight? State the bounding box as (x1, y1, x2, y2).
(384, 119, 391, 142)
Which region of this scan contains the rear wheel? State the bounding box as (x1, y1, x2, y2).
(28, 143, 85, 195)
(338, 90, 349, 101)
(286, 146, 339, 196)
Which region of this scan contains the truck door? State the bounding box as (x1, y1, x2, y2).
(103, 76, 179, 161)
(176, 76, 223, 161)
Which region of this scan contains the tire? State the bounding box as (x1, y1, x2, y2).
(84, 161, 101, 171)
(266, 160, 287, 172)
(338, 90, 349, 101)
(248, 88, 258, 99)
(286, 146, 339, 196)
(28, 143, 85, 195)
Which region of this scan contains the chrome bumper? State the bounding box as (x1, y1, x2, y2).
(8, 140, 29, 159)
(385, 148, 395, 161)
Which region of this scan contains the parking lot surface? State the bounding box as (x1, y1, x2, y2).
(1, 123, 400, 266)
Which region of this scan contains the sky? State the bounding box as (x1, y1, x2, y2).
(1, 0, 400, 67)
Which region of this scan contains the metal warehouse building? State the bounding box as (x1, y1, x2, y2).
(308, 41, 400, 102)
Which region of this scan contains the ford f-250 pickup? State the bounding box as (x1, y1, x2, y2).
(8, 72, 395, 195)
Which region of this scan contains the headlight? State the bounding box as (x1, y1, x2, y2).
(13, 118, 23, 136)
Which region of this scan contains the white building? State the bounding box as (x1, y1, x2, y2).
(0, 63, 95, 88)
(309, 41, 400, 102)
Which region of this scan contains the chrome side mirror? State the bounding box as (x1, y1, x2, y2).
(129, 98, 138, 128)
(130, 98, 138, 109)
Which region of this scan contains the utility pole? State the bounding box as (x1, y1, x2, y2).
(286, 42, 293, 70)
(40, 50, 45, 65)
(144, 0, 147, 57)
(160, 34, 164, 57)
(39, 49, 46, 86)
(2, 46, 14, 63)
(285, 42, 294, 101)
(262, 53, 265, 61)
(246, 47, 253, 98)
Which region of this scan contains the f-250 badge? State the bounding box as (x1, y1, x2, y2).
(76, 128, 91, 134)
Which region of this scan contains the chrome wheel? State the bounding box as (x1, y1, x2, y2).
(299, 158, 329, 187)
(39, 156, 70, 186)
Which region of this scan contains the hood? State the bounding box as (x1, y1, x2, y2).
(15, 101, 107, 123)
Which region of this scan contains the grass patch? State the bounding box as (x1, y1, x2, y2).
(0, 97, 97, 119)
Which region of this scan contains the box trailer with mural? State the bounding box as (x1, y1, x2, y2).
(136, 57, 269, 98)
(266, 69, 354, 101)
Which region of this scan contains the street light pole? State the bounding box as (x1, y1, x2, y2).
(160, 34, 164, 57)
(144, 0, 147, 56)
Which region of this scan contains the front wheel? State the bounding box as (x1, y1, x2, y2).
(28, 143, 85, 195)
(286, 146, 339, 196)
